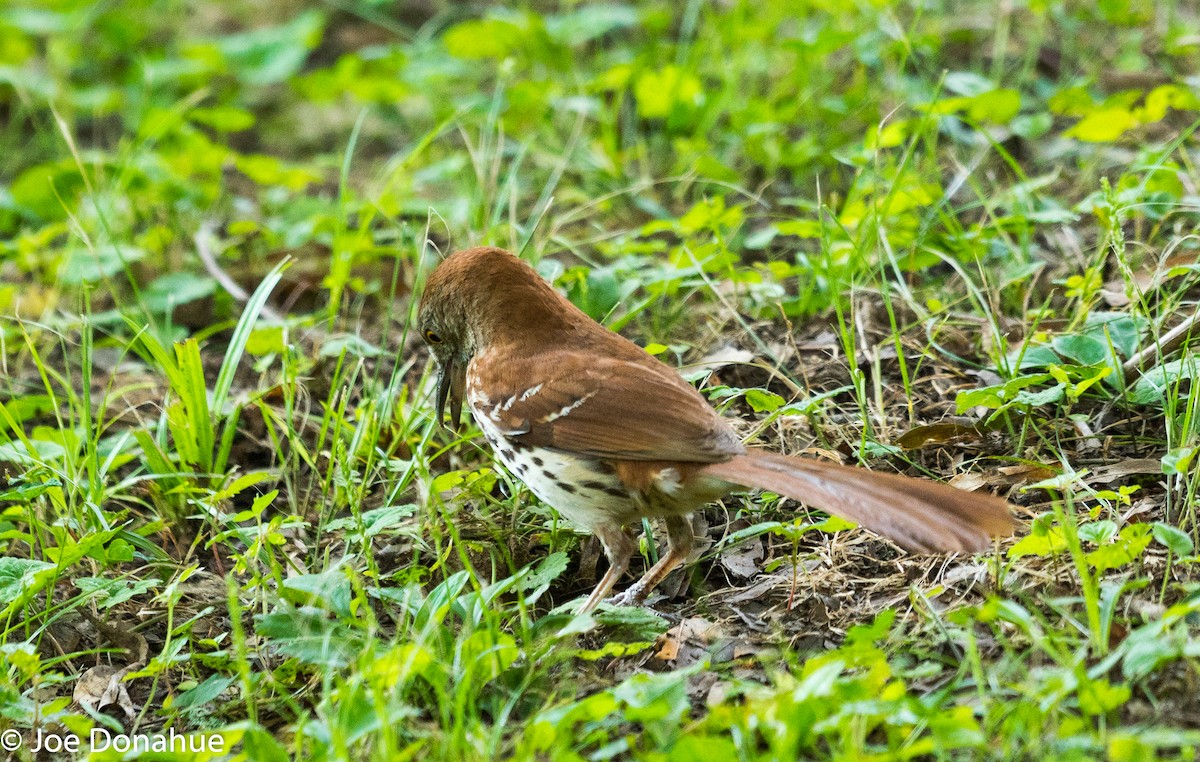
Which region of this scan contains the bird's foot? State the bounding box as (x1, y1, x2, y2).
(603, 583, 649, 608)
(602, 591, 638, 608)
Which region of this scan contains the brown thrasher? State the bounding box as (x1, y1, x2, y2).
(419, 247, 1014, 612)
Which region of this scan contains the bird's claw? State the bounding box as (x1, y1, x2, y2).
(602, 590, 640, 607)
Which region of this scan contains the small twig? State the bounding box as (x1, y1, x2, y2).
(194, 222, 284, 322)
(1123, 307, 1200, 382)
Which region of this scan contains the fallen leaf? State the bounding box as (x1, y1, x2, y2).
(654, 617, 724, 663)
(896, 422, 982, 450)
(719, 537, 764, 579)
(690, 346, 754, 376)
(73, 665, 136, 720)
(1087, 459, 1162, 484)
(948, 472, 989, 492)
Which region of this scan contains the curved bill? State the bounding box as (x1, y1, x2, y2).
(435, 358, 465, 430)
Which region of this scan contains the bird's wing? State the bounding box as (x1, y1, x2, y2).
(467, 349, 743, 463)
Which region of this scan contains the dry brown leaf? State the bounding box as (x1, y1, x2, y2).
(947, 472, 989, 492)
(654, 617, 724, 662)
(896, 422, 983, 450)
(719, 537, 764, 579)
(1088, 459, 1162, 484)
(73, 665, 136, 721)
(690, 346, 755, 376)
(996, 464, 1058, 484)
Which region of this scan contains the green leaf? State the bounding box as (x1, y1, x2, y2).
(245, 326, 285, 356)
(1152, 522, 1194, 556)
(61, 244, 147, 284)
(634, 65, 703, 120)
(1005, 343, 1060, 371)
(325, 504, 416, 539)
(1008, 526, 1067, 558)
(461, 630, 519, 682)
(212, 259, 290, 417)
(592, 604, 669, 640)
(1130, 357, 1200, 405)
(1012, 112, 1053, 139)
(74, 576, 159, 609)
(171, 674, 235, 709)
(144, 272, 217, 313)
(9, 159, 85, 220)
(0, 437, 66, 464)
(545, 5, 639, 46)
(443, 18, 526, 60)
(613, 669, 692, 723)
(845, 608, 896, 644)
(744, 388, 785, 413)
(517, 551, 569, 592)
(1067, 107, 1137, 142)
(0, 558, 56, 616)
(1052, 334, 1110, 366)
(189, 105, 256, 132)
(1013, 383, 1065, 407)
(1079, 520, 1117, 546)
(1161, 445, 1197, 475)
(319, 334, 384, 359)
(216, 10, 324, 85)
(1078, 678, 1130, 716)
(1085, 313, 1143, 358)
(966, 88, 1021, 123)
(0, 479, 60, 502)
(576, 641, 655, 660)
(255, 605, 365, 667)
(282, 569, 353, 618)
(956, 374, 1052, 412)
(1087, 523, 1153, 571)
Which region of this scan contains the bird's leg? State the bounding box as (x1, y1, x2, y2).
(578, 524, 637, 613)
(606, 514, 694, 607)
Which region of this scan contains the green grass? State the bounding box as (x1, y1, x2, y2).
(3, 0, 1200, 759)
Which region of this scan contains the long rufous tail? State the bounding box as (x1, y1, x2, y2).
(701, 451, 1014, 553)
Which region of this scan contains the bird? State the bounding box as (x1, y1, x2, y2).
(418, 246, 1015, 612)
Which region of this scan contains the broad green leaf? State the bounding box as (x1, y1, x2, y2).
(1005, 344, 1060, 371)
(1130, 357, 1200, 405)
(634, 65, 703, 119)
(1008, 527, 1067, 558)
(967, 88, 1021, 123)
(171, 674, 235, 709)
(1152, 522, 1194, 556)
(255, 605, 366, 668)
(283, 569, 353, 618)
(0, 557, 55, 602)
(545, 5, 639, 45)
(143, 272, 217, 312)
(1079, 520, 1118, 546)
(744, 388, 785, 413)
(1161, 446, 1197, 475)
(576, 641, 655, 660)
(245, 326, 285, 356)
(60, 244, 147, 284)
(443, 18, 525, 60)
(215, 10, 324, 85)
(1052, 334, 1109, 366)
(1078, 678, 1131, 715)
(1087, 523, 1153, 571)
(1068, 107, 1137, 142)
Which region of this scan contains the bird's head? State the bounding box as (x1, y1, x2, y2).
(419, 246, 577, 429)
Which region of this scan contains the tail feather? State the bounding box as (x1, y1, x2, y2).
(701, 451, 1014, 553)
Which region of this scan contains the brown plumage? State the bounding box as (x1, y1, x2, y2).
(419, 246, 1014, 611)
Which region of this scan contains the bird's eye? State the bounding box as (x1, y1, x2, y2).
(424, 330, 444, 345)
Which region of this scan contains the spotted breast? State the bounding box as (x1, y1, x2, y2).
(466, 368, 638, 530)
